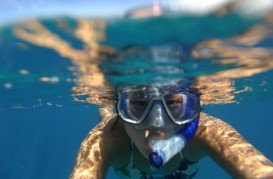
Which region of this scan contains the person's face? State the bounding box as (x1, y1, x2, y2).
(124, 100, 185, 159)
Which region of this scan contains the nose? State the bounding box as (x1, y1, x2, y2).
(147, 103, 167, 128)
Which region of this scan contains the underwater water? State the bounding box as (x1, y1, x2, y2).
(0, 11, 273, 179)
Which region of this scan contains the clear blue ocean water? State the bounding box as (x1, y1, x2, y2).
(0, 10, 273, 179)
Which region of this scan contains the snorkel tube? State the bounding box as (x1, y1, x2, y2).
(148, 117, 199, 168)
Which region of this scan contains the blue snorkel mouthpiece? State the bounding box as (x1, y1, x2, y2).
(148, 118, 199, 168)
(149, 152, 164, 168)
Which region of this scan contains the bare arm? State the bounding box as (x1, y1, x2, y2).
(196, 113, 273, 179)
(70, 117, 116, 179)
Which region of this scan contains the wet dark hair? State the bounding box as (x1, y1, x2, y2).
(111, 116, 120, 136)
(110, 116, 129, 138)
(117, 80, 202, 98)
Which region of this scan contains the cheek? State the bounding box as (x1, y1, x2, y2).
(124, 124, 149, 158)
(124, 124, 144, 144)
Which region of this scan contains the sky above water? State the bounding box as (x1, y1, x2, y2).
(0, 0, 243, 26)
(0, 0, 272, 26)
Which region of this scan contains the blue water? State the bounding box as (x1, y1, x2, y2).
(0, 12, 273, 179)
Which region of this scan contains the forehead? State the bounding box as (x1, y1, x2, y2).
(127, 87, 161, 98)
(120, 85, 189, 98)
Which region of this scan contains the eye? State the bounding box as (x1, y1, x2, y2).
(128, 99, 150, 118)
(130, 100, 149, 106)
(166, 99, 183, 106)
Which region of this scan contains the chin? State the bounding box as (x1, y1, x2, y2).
(137, 145, 150, 159)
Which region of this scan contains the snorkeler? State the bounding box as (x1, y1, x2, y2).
(115, 84, 200, 178)
(70, 83, 273, 179)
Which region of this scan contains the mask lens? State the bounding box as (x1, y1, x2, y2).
(129, 98, 150, 118)
(163, 93, 200, 124)
(119, 91, 151, 124)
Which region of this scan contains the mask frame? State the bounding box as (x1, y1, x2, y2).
(117, 91, 201, 125)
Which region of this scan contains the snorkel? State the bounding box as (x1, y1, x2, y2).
(148, 117, 199, 168)
(144, 84, 200, 168)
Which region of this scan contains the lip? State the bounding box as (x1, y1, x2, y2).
(144, 130, 166, 153)
(147, 130, 165, 139)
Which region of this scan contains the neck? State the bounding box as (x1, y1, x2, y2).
(132, 143, 182, 175)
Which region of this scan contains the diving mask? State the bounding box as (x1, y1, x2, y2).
(117, 88, 201, 125)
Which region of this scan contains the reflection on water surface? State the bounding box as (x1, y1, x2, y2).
(1, 10, 271, 110)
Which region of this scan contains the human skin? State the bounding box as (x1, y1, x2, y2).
(70, 113, 273, 179)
